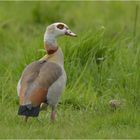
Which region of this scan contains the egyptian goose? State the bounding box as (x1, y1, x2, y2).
(17, 22, 76, 122)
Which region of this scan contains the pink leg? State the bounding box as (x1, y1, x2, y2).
(51, 111, 56, 121)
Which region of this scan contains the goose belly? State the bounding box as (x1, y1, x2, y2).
(46, 69, 66, 108)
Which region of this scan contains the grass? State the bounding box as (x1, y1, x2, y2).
(0, 1, 140, 139)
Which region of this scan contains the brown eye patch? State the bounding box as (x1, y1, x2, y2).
(57, 24, 64, 30)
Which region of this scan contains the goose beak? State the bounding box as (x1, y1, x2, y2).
(65, 30, 77, 37)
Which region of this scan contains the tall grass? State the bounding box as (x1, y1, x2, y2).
(0, 1, 140, 138)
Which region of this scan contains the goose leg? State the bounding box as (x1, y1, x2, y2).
(51, 107, 56, 121)
(25, 116, 28, 122)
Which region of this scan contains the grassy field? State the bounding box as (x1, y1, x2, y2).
(0, 1, 140, 139)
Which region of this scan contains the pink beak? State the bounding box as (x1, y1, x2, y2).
(65, 30, 77, 37)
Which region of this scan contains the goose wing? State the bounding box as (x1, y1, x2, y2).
(18, 61, 62, 116)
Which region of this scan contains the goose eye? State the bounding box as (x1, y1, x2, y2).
(57, 24, 64, 30)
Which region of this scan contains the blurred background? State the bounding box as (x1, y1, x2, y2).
(0, 1, 140, 138)
(0, 2, 139, 35)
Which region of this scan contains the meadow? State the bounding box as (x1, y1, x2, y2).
(0, 1, 140, 139)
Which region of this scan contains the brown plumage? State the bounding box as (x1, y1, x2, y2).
(17, 22, 76, 121)
(19, 61, 62, 106)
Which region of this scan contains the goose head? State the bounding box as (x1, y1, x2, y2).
(44, 22, 76, 39)
(44, 22, 77, 54)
